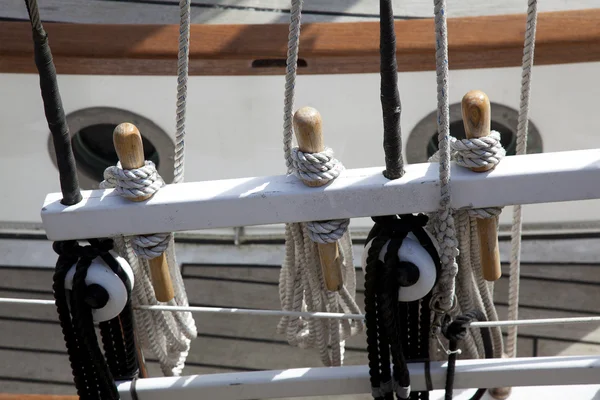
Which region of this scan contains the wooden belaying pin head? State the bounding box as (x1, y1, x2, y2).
(292, 106, 344, 292)
(113, 123, 152, 202)
(113, 122, 175, 302)
(461, 90, 502, 282)
(461, 90, 494, 172)
(293, 107, 326, 187)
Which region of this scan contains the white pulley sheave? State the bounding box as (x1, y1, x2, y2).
(362, 233, 438, 302)
(64, 251, 134, 322)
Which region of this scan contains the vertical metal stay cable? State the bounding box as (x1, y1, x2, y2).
(24, 0, 81, 205)
(379, 0, 405, 180)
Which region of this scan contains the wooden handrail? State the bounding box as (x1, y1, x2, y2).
(1, 8, 599, 76)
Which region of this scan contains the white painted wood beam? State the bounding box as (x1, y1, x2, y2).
(116, 355, 600, 400)
(41, 149, 600, 241)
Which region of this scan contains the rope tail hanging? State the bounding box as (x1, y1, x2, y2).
(506, 0, 539, 360)
(426, 0, 521, 398)
(277, 0, 364, 367)
(23, 1, 142, 396)
(101, 0, 197, 376)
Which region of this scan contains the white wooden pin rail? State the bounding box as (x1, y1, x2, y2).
(114, 356, 600, 400)
(42, 149, 600, 240)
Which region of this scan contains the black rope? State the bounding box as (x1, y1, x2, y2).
(24, 0, 81, 206)
(442, 310, 494, 400)
(53, 239, 139, 399)
(365, 214, 441, 400)
(379, 0, 404, 180)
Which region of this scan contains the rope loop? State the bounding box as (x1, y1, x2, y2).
(101, 161, 164, 200)
(306, 219, 349, 244)
(130, 233, 172, 260)
(289, 147, 344, 183)
(451, 131, 506, 170)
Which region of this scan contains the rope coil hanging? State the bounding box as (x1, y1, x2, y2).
(278, 0, 363, 366)
(101, 123, 197, 376)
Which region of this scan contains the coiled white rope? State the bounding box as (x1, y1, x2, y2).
(506, 0, 539, 359)
(101, 162, 197, 376)
(277, 0, 363, 367)
(278, 148, 363, 366)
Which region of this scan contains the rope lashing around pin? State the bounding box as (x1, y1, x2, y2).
(451, 131, 505, 170)
(101, 161, 197, 376)
(430, 131, 506, 221)
(279, 145, 363, 366)
(290, 146, 350, 241)
(289, 147, 344, 182)
(101, 161, 171, 259)
(102, 161, 164, 200)
(452, 131, 505, 218)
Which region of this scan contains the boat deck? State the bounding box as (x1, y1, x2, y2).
(2, 0, 600, 398)
(0, 235, 599, 398)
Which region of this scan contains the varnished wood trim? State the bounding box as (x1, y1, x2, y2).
(1, 9, 599, 76)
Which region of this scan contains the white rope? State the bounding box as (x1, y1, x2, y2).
(102, 161, 197, 377)
(428, 0, 511, 363)
(173, 0, 191, 184)
(289, 147, 344, 182)
(278, 0, 363, 367)
(282, 0, 303, 172)
(506, 0, 539, 359)
(4, 297, 600, 329)
(430, 0, 459, 325)
(451, 131, 506, 170)
(102, 161, 164, 199)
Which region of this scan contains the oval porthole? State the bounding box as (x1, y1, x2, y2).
(48, 107, 174, 190)
(406, 102, 542, 164)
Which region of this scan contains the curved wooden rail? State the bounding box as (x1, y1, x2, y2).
(1, 9, 599, 76)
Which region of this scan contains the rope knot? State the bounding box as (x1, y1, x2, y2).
(130, 233, 172, 260)
(101, 161, 164, 200)
(306, 219, 349, 244)
(442, 310, 486, 342)
(450, 130, 506, 170)
(289, 147, 344, 183)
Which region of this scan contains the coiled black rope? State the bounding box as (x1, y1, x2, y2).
(53, 239, 139, 399)
(365, 214, 441, 400)
(442, 310, 494, 400)
(24, 0, 81, 205)
(379, 0, 404, 180)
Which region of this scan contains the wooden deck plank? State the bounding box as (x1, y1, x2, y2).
(537, 340, 600, 357)
(494, 275, 600, 314)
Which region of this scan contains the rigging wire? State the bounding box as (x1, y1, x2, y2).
(24, 0, 82, 206)
(379, 0, 405, 179)
(3, 297, 600, 329)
